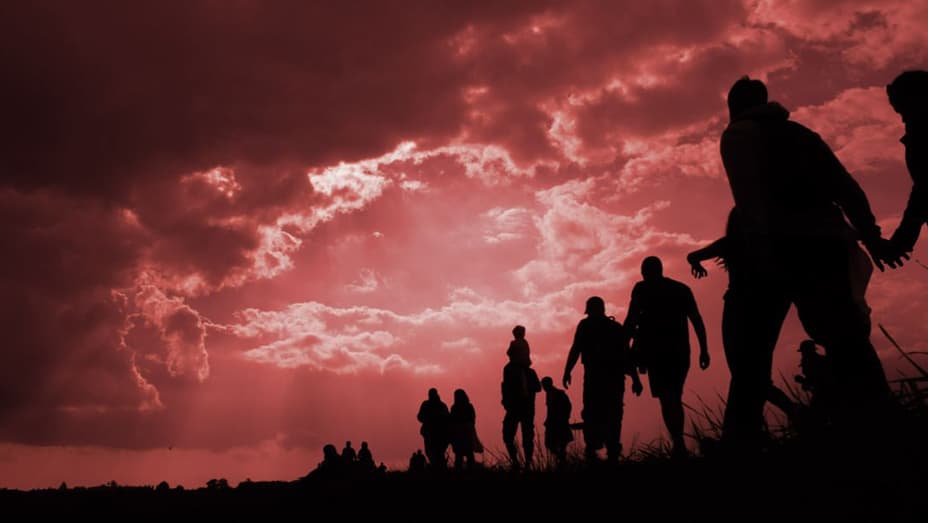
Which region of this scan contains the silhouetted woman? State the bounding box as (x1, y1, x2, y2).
(449, 389, 481, 469)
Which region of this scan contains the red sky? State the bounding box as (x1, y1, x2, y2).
(1, 0, 926, 489)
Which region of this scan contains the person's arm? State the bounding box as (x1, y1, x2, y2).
(562, 324, 582, 389)
(628, 362, 643, 396)
(813, 132, 906, 270)
(892, 184, 927, 252)
(686, 288, 710, 370)
(623, 285, 641, 338)
(687, 237, 728, 278)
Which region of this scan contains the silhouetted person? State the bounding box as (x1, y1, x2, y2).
(541, 376, 573, 466)
(341, 441, 357, 462)
(409, 449, 427, 472)
(563, 296, 643, 462)
(887, 70, 928, 253)
(417, 388, 450, 469)
(358, 441, 374, 469)
(688, 210, 800, 421)
(625, 257, 709, 458)
(502, 352, 541, 469)
(507, 325, 532, 367)
(718, 76, 902, 446)
(306, 443, 344, 479)
(449, 389, 481, 469)
(795, 340, 838, 416)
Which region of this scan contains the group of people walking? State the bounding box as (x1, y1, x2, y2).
(412, 70, 926, 469)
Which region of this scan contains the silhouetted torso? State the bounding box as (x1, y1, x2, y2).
(720, 102, 880, 248)
(569, 315, 629, 371)
(358, 447, 374, 467)
(449, 401, 478, 458)
(342, 446, 356, 462)
(417, 398, 449, 436)
(502, 363, 540, 414)
(544, 387, 573, 448)
(628, 278, 696, 360)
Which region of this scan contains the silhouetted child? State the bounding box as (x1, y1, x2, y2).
(507, 325, 531, 367)
(887, 70, 928, 253)
(541, 376, 573, 466)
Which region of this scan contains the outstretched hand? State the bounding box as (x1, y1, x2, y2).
(699, 351, 710, 370)
(690, 262, 708, 279)
(865, 238, 909, 271)
(562, 373, 571, 390)
(632, 380, 643, 397)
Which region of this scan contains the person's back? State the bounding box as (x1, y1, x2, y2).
(545, 387, 571, 428)
(418, 397, 449, 435)
(417, 389, 450, 467)
(721, 102, 873, 244)
(502, 362, 540, 413)
(570, 314, 629, 372)
(629, 277, 695, 356)
(341, 442, 356, 462)
(358, 442, 374, 468)
(501, 362, 540, 468)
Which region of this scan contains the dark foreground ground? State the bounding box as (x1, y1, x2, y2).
(2, 437, 926, 522)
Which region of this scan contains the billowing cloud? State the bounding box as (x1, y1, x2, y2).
(1, 0, 926, 488)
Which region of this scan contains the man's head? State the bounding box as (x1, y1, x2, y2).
(585, 296, 605, 316)
(728, 76, 768, 120)
(345, 440, 352, 448)
(541, 376, 555, 391)
(887, 70, 928, 121)
(512, 325, 526, 339)
(428, 387, 439, 401)
(641, 256, 663, 281)
(361, 441, 368, 449)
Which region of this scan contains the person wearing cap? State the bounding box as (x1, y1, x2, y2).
(563, 296, 642, 462)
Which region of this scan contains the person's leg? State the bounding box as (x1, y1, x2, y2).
(792, 240, 892, 420)
(603, 377, 624, 461)
(425, 437, 445, 469)
(521, 411, 535, 468)
(582, 369, 604, 459)
(722, 285, 791, 447)
(502, 412, 520, 466)
(659, 394, 686, 451)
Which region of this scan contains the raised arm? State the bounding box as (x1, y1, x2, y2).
(687, 236, 728, 278)
(892, 184, 927, 252)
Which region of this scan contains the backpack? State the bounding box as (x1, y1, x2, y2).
(586, 316, 630, 371)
